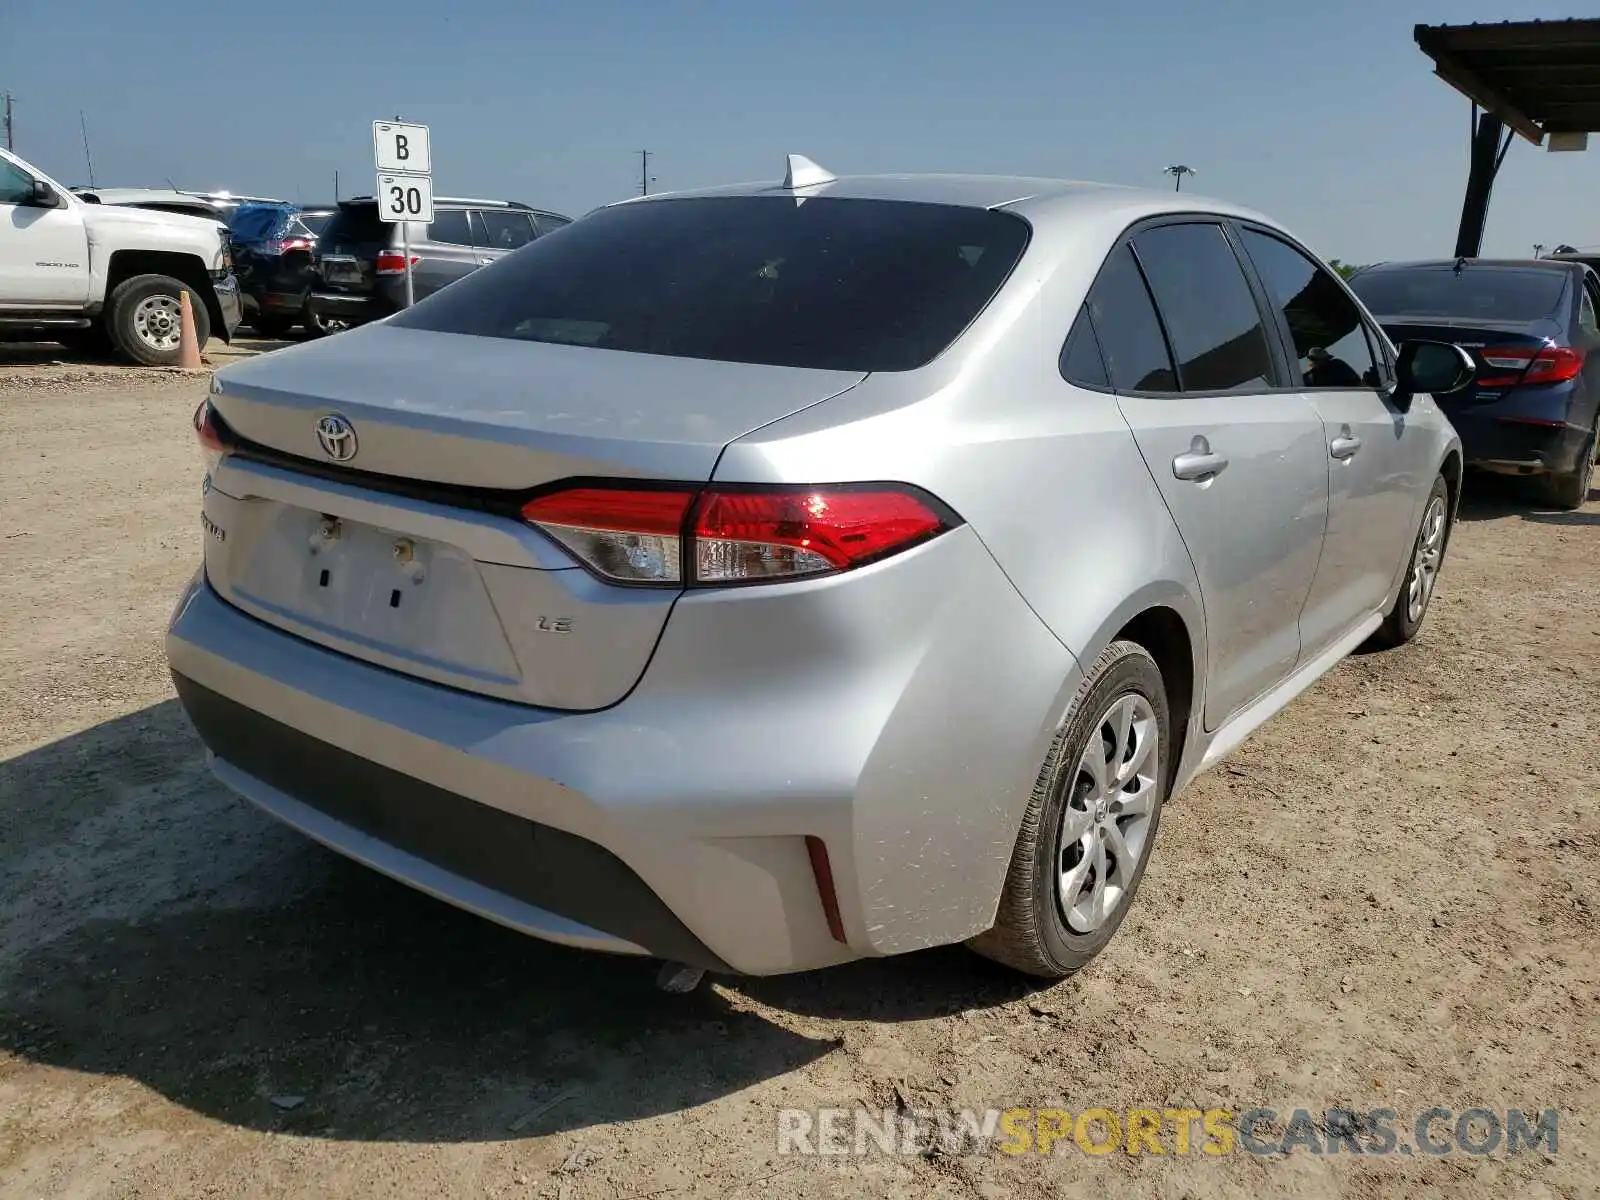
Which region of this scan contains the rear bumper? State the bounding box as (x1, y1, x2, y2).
(309, 290, 397, 325)
(1447, 388, 1592, 476)
(164, 524, 1078, 976)
(172, 671, 727, 968)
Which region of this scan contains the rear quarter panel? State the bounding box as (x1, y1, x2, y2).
(713, 218, 1209, 940)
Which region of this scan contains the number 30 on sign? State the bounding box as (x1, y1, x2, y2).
(377, 173, 434, 224)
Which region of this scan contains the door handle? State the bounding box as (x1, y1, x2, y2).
(1330, 434, 1362, 460)
(1172, 438, 1229, 481)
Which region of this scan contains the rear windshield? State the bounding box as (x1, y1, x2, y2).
(229, 206, 289, 240)
(389, 196, 1032, 372)
(298, 211, 332, 236)
(317, 203, 393, 250)
(1349, 267, 1567, 323)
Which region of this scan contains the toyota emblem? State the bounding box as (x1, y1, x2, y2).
(315, 414, 358, 462)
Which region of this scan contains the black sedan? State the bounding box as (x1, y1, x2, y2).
(1349, 258, 1600, 509)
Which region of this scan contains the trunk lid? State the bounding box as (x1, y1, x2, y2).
(1373, 316, 1565, 407)
(202, 324, 864, 708)
(209, 322, 865, 487)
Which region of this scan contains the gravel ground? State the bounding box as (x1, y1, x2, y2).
(1, 348, 1596, 1199)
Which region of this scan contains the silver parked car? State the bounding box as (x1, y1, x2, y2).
(168, 158, 1473, 979)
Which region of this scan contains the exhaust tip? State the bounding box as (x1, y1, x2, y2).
(655, 962, 706, 993)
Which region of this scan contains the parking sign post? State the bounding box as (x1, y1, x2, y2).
(372, 120, 432, 307)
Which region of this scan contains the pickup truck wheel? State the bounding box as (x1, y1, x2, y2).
(107, 274, 210, 366)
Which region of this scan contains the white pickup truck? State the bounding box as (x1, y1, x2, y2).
(0, 147, 242, 365)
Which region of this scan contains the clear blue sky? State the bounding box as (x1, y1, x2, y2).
(6, 0, 1600, 262)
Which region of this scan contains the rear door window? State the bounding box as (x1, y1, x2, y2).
(480, 210, 536, 250)
(1084, 244, 1177, 392)
(532, 212, 571, 237)
(426, 208, 477, 247)
(1242, 229, 1381, 389)
(1059, 306, 1109, 388)
(1131, 223, 1277, 392)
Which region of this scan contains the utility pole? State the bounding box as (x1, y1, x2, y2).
(3, 93, 14, 152)
(639, 149, 654, 196)
(1164, 164, 1196, 192)
(1532, 243, 1544, 259)
(334, 169, 340, 202)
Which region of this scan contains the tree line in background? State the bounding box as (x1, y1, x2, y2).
(1326, 259, 1361, 280)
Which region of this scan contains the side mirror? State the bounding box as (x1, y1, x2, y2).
(1392, 339, 1475, 410)
(28, 180, 61, 208)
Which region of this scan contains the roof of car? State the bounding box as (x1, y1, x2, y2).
(339, 195, 535, 210)
(606, 171, 1276, 227)
(1356, 257, 1581, 274)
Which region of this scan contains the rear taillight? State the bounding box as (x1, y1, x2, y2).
(375, 251, 420, 275)
(266, 237, 314, 256)
(1478, 345, 1584, 387)
(193, 399, 228, 474)
(520, 487, 691, 583)
(519, 484, 954, 587)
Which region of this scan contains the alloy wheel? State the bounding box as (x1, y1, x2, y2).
(1056, 692, 1160, 934)
(1407, 494, 1447, 624)
(132, 294, 183, 353)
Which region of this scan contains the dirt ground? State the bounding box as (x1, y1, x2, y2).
(1, 344, 1596, 1199)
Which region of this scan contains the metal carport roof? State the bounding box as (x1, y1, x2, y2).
(1414, 19, 1600, 256)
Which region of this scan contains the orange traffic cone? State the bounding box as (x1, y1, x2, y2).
(178, 290, 204, 370)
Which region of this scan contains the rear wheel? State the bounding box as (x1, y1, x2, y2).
(968, 640, 1171, 979)
(107, 274, 210, 366)
(1540, 425, 1597, 511)
(1369, 474, 1450, 650)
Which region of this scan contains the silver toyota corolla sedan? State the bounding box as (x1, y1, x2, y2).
(168, 157, 1474, 980)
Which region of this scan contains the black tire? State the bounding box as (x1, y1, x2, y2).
(106, 273, 210, 367)
(967, 640, 1172, 979)
(1369, 473, 1451, 650)
(1539, 425, 1596, 511)
(250, 313, 296, 339)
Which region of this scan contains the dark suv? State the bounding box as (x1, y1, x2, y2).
(309, 196, 570, 327)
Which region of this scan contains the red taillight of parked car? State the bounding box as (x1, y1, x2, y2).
(374, 251, 420, 275)
(520, 484, 953, 586)
(1477, 345, 1584, 388)
(266, 237, 314, 256)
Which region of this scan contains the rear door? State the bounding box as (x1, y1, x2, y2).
(1100, 222, 1329, 729)
(1239, 228, 1428, 657)
(412, 207, 486, 300)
